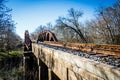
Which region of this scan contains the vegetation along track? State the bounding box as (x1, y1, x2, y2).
(37, 41, 120, 70)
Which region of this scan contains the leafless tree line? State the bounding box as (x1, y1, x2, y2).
(31, 0, 120, 45)
(84, 0, 120, 44)
(0, 0, 22, 52)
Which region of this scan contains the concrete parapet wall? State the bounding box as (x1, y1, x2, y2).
(32, 43, 120, 80)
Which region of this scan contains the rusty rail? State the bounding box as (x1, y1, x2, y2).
(43, 41, 120, 58)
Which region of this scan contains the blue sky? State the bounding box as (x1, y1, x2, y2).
(6, 0, 117, 39)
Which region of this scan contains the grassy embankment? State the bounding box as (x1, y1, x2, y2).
(0, 51, 23, 80)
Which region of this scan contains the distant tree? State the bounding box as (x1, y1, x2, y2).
(0, 0, 21, 52)
(31, 22, 55, 40)
(56, 8, 87, 43)
(46, 22, 54, 31)
(30, 25, 46, 40)
(83, 0, 120, 45)
(31, 1, 120, 45)
(94, 0, 120, 44)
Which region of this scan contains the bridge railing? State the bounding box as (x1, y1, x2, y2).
(24, 30, 32, 51)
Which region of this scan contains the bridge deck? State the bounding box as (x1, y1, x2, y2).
(32, 43, 120, 80)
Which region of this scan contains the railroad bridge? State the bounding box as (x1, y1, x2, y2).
(23, 30, 120, 80)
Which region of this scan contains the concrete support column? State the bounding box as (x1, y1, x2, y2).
(38, 47, 40, 80)
(23, 56, 26, 80)
(23, 56, 30, 80)
(48, 68, 52, 80)
(38, 65, 41, 80)
(48, 50, 53, 80)
(38, 58, 41, 80)
(67, 68, 69, 80)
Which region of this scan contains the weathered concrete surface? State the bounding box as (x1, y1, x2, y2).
(32, 43, 120, 80)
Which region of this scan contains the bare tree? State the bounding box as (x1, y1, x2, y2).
(95, 0, 120, 44)
(84, 0, 120, 45)
(56, 8, 87, 43)
(0, 0, 21, 52)
(31, 23, 55, 40)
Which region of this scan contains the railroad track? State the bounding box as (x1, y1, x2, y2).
(37, 41, 120, 69)
(43, 41, 120, 58)
(35, 30, 120, 58)
(29, 30, 120, 69)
